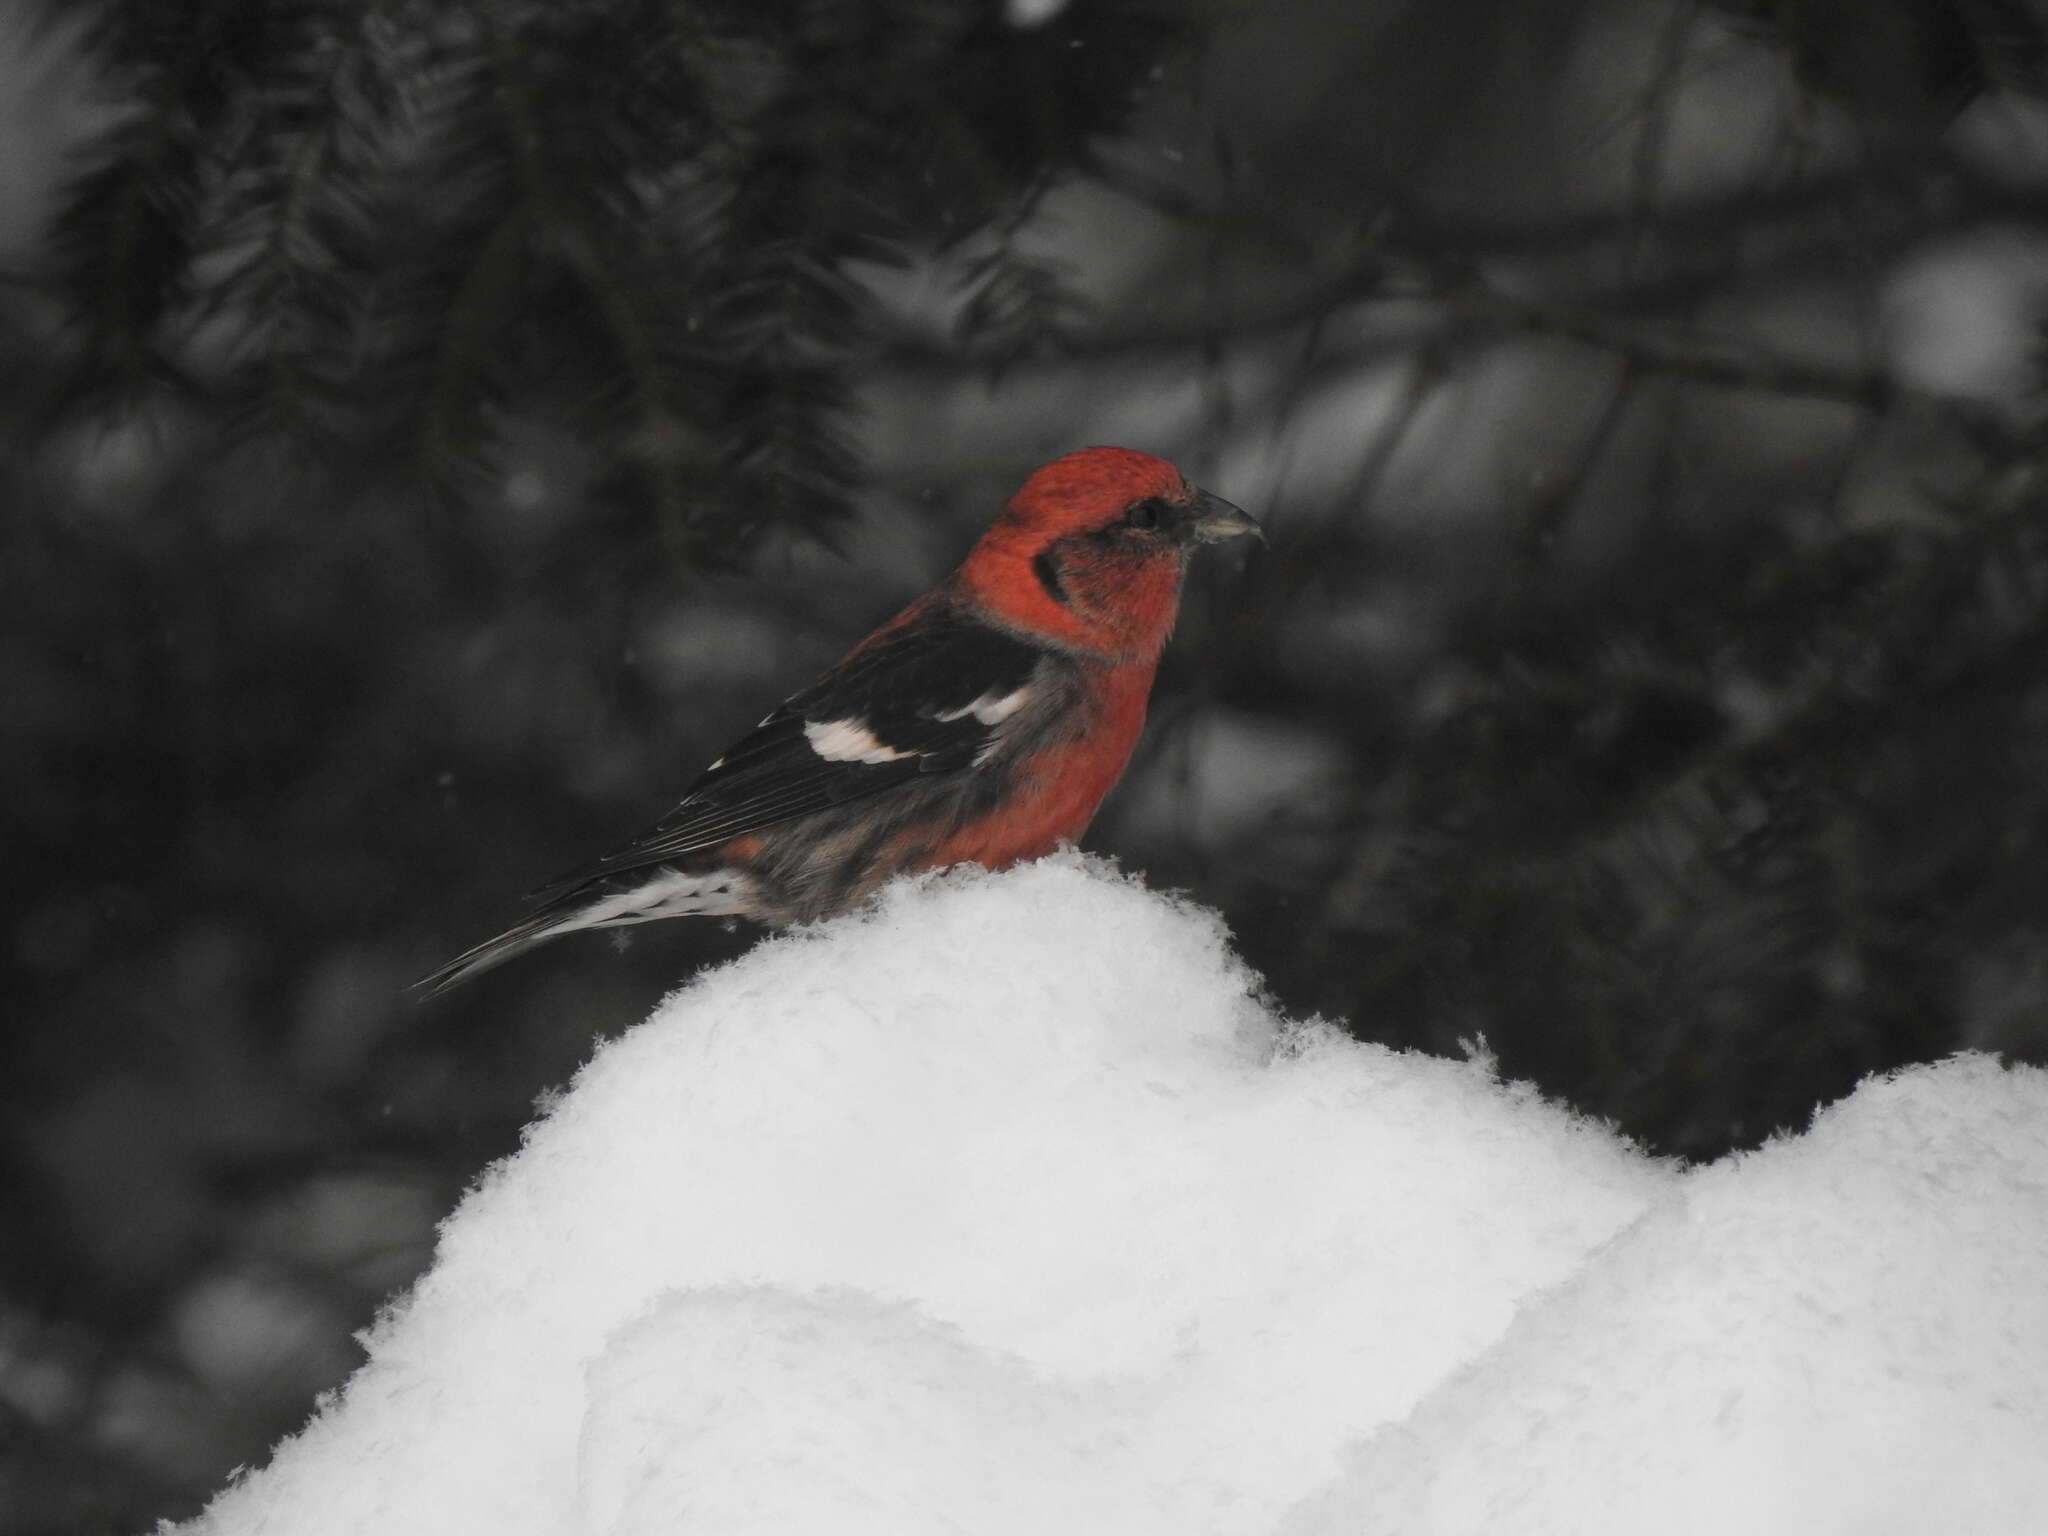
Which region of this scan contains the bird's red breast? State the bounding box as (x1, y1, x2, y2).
(904, 651, 1156, 874)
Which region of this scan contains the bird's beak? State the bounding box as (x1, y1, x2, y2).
(1188, 488, 1263, 545)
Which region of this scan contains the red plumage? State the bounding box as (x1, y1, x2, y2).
(418, 446, 1259, 994)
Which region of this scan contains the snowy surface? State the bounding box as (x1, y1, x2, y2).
(177, 855, 2048, 1536)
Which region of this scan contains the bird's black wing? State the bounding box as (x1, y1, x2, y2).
(541, 600, 1051, 887)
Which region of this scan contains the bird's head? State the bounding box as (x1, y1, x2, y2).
(957, 447, 1260, 661)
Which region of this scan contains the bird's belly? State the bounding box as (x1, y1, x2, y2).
(910, 706, 1145, 874)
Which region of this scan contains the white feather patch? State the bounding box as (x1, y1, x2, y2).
(569, 867, 753, 928)
(934, 686, 1033, 726)
(804, 717, 914, 764)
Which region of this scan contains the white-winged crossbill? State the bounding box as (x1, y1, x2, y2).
(419, 446, 1259, 993)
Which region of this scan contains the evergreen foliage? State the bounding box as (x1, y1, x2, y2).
(32, 0, 1175, 543)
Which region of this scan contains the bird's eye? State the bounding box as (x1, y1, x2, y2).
(1124, 498, 1165, 531)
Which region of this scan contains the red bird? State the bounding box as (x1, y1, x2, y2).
(419, 446, 1259, 994)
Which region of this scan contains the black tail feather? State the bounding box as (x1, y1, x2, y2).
(413, 910, 579, 999)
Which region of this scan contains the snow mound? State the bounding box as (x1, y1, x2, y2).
(1285, 1053, 2048, 1535)
(178, 854, 2048, 1536)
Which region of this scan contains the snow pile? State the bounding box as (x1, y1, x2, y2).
(179, 855, 2048, 1536)
(1285, 1052, 2048, 1535)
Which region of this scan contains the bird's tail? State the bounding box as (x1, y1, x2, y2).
(413, 909, 582, 999)
(414, 863, 757, 998)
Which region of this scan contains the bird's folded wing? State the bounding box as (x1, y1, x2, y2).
(534, 600, 1054, 889)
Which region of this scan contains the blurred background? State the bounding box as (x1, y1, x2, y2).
(5, 0, 2048, 1526)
